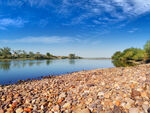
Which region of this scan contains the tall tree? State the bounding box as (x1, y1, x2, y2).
(144, 40, 150, 61)
(69, 54, 76, 59)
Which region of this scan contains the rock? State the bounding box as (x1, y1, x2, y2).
(41, 105, 44, 110)
(112, 105, 123, 113)
(98, 92, 104, 96)
(59, 92, 66, 99)
(63, 102, 71, 108)
(52, 105, 60, 111)
(87, 84, 95, 87)
(129, 108, 139, 113)
(115, 100, 121, 106)
(142, 104, 149, 113)
(0, 109, 4, 113)
(12, 101, 18, 108)
(57, 98, 64, 103)
(104, 93, 110, 98)
(24, 108, 32, 112)
(16, 108, 24, 113)
(131, 89, 141, 98)
(125, 98, 134, 106)
(141, 92, 147, 98)
(86, 98, 93, 104)
(14, 94, 19, 99)
(147, 107, 150, 113)
(74, 108, 91, 113)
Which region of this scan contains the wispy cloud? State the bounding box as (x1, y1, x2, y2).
(0, 18, 27, 30)
(1, 0, 150, 26)
(60, 0, 150, 25)
(0, 36, 72, 44)
(128, 28, 138, 33)
(0, 36, 102, 45)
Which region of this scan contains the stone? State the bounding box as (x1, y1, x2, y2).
(98, 92, 104, 96)
(131, 89, 141, 98)
(0, 109, 4, 113)
(141, 92, 147, 98)
(104, 93, 110, 99)
(57, 98, 64, 103)
(115, 100, 121, 106)
(74, 108, 91, 113)
(59, 92, 66, 99)
(52, 105, 60, 111)
(63, 102, 71, 108)
(16, 108, 24, 113)
(24, 108, 32, 112)
(112, 105, 123, 113)
(147, 107, 150, 113)
(129, 108, 139, 113)
(142, 104, 149, 113)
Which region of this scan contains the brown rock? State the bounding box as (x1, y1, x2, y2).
(112, 105, 124, 113)
(74, 108, 91, 113)
(147, 107, 150, 113)
(57, 98, 64, 103)
(129, 108, 139, 113)
(131, 89, 141, 98)
(16, 108, 24, 113)
(0, 109, 4, 113)
(115, 100, 121, 106)
(24, 108, 31, 112)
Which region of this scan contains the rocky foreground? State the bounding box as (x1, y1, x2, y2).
(1, 64, 150, 113)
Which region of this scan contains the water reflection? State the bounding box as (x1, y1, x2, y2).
(46, 60, 53, 66)
(0, 62, 11, 71)
(112, 60, 136, 67)
(69, 59, 75, 64)
(0, 60, 53, 71)
(0, 59, 114, 85)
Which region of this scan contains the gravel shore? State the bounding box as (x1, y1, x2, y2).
(1, 64, 150, 113)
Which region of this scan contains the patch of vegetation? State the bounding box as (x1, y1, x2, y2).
(112, 40, 150, 65)
(0, 47, 82, 60)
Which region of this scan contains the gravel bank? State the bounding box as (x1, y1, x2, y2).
(1, 64, 150, 113)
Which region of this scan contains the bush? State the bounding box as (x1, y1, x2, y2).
(112, 48, 146, 61)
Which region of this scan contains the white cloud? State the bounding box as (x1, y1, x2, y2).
(0, 36, 72, 44)
(0, 36, 102, 45)
(0, 18, 27, 29)
(1, 0, 150, 25)
(128, 28, 138, 33)
(60, 0, 150, 24)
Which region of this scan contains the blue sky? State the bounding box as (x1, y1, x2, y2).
(0, 0, 150, 57)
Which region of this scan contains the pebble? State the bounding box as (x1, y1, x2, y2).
(142, 104, 149, 112)
(63, 102, 71, 108)
(0, 64, 150, 112)
(129, 108, 139, 113)
(16, 108, 24, 113)
(74, 108, 91, 113)
(0, 110, 4, 113)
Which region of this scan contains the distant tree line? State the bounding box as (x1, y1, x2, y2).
(0, 47, 82, 60)
(112, 40, 150, 64)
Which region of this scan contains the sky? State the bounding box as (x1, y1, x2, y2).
(0, 0, 150, 57)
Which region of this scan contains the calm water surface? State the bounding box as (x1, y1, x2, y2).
(0, 59, 114, 85)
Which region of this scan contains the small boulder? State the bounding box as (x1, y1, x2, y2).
(129, 108, 139, 113)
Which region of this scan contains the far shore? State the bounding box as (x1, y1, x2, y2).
(0, 58, 111, 61)
(83, 57, 111, 59)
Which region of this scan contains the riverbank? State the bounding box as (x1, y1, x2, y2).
(0, 64, 150, 113)
(83, 58, 111, 59)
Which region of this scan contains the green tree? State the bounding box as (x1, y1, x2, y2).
(46, 52, 53, 58)
(144, 40, 150, 60)
(29, 51, 34, 58)
(69, 54, 76, 59)
(112, 51, 122, 60)
(0, 47, 12, 58)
